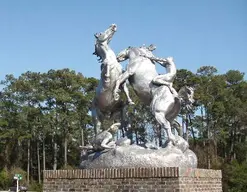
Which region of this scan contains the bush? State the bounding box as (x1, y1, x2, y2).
(0, 167, 11, 190)
(223, 160, 247, 192)
(9, 167, 27, 186)
(29, 182, 43, 192)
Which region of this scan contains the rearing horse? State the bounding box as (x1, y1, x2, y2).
(114, 46, 194, 145)
(91, 24, 133, 135)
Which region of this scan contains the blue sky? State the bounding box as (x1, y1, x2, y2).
(0, 0, 246, 82)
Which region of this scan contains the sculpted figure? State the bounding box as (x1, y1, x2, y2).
(113, 46, 194, 145)
(91, 24, 134, 135)
(92, 122, 120, 150)
(80, 123, 121, 151)
(144, 56, 178, 98)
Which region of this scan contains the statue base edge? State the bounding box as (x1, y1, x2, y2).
(43, 168, 222, 192)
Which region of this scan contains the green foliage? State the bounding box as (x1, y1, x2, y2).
(225, 70, 244, 85)
(0, 69, 98, 187)
(0, 168, 11, 189)
(224, 160, 247, 192)
(0, 167, 28, 190)
(9, 167, 27, 186)
(196, 66, 218, 77)
(29, 182, 43, 192)
(234, 142, 247, 163)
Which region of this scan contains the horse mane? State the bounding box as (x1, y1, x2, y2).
(178, 86, 194, 110)
(93, 43, 103, 62)
(178, 86, 191, 96)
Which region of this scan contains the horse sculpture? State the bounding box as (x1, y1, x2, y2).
(91, 24, 134, 135)
(113, 46, 194, 145)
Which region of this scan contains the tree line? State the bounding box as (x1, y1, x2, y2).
(0, 66, 247, 191)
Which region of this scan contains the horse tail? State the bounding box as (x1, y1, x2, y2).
(172, 119, 182, 136)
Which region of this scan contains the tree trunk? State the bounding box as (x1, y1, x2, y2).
(30, 144, 33, 180)
(207, 140, 211, 169)
(43, 137, 46, 171)
(201, 106, 204, 133)
(205, 107, 211, 169)
(189, 115, 196, 145)
(81, 126, 84, 147)
(52, 133, 57, 170)
(182, 117, 185, 139)
(206, 108, 210, 139)
(233, 126, 237, 160)
(27, 139, 30, 184)
(185, 115, 189, 142)
(214, 139, 218, 166)
(128, 127, 133, 144)
(135, 129, 139, 144)
(37, 140, 41, 184)
(246, 135, 247, 162)
(53, 113, 58, 170)
(191, 127, 196, 144)
(64, 120, 69, 167)
(230, 126, 237, 161)
(64, 136, 68, 167)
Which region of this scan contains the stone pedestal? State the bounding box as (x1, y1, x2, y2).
(43, 167, 222, 192)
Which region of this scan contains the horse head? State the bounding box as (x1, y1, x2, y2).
(94, 24, 117, 43)
(93, 24, 117, 61)
(178, 86, 195, 111)
(116, 47, 131, 62)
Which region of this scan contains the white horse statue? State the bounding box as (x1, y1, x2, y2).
(113, 45, 194, 145)
(91, 24, 134, 135)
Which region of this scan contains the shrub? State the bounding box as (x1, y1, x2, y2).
(223, 160, 247, 192)
(0, 167, 11, 190)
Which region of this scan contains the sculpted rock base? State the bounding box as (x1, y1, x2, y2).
(80, 136, 197, 169)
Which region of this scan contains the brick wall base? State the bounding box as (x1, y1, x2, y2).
(43, 167, 222, 192)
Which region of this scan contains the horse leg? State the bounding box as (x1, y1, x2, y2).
(154, 111, 176, 145)
(92, 111, 101, 136)
(172, 119, 183, 137)
(122, 82, 134, 105)
(120, 104, 132, 138)
(114, 71, 131, 101)
(91, 101, 102, 136)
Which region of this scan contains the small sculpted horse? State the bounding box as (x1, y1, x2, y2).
(91, 24, 133, 135)
(114, 46, 194, 145)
